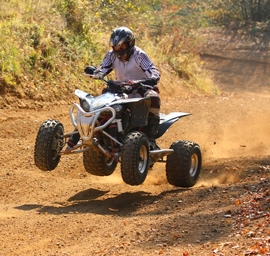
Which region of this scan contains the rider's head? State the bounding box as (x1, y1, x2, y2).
(109, 26, 135, 62)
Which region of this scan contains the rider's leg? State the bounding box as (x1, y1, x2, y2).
(145, 90, 161, 149)
(148, 113, 160, 141)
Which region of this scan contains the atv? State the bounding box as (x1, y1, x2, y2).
(34, 67, 202, 187)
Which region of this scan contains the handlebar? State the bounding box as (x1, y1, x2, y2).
(83, 65, 157, 93)
(83, 72, 153, 92)
(84, 73, 144, 85)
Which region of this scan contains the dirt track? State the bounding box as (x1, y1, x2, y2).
(0, 31, 270, 255)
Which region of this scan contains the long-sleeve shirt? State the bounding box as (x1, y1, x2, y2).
(99, 46, 160, 83)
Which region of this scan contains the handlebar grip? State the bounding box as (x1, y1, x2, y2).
(84, 66, 96, 75)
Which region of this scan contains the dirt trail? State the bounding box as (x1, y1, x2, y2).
(0, 30, 269, 256)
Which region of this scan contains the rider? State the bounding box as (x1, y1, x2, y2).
(66, 26, 161, 150)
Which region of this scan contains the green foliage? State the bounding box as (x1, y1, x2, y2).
(149, 0, 210, 34)
(0, 0, 221, 98)
(206, 0, 270, 24)
(0, 19, 22, 87)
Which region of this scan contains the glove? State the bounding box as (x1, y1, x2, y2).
(107, 80, 121, 93)
(84, 66, 104, 79)
(84, 66, 96, 75)
(143, 78, 157, 86)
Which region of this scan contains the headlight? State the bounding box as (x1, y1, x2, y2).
(82, 100, 90, 111)
(112, 104, 123, 112)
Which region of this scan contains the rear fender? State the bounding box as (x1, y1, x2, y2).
(156, 112, 191, 139)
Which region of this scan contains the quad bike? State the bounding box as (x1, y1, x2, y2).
(34, 67, 202, 187)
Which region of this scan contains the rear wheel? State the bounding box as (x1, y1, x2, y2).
(121, 132, 149, 185)
(166, 140, 202, 187)
(34, 119, 64, 171)
(83, 146, 117, 176)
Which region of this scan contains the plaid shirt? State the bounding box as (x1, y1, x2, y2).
(99, 46, 160, 82)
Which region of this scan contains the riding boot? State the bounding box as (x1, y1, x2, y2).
(147, 115, 160, 150)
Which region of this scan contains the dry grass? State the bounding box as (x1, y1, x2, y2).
(0, 0, 219, 103)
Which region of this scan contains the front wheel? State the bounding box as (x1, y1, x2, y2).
(83, 146, 117, 176)
(121, 132, 149, 185)
(34, 119, 64, 171)
(166, 140, 202, 187)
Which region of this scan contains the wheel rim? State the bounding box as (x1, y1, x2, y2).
(51, 129, 63, 160)
(190, 153, 199, 177)
(138, 144, 148, 174)
(105, 156, 115, 167)
(51, 137, 60, 160)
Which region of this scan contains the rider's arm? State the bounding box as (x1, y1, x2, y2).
(98, 50, 116, 76)
(134, 49, 160, 86)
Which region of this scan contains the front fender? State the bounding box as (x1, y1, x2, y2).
(156, 112, 191, 139)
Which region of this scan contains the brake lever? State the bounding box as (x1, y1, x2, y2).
(140, 84, 153, 90)
(83, 73, 108, 83)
